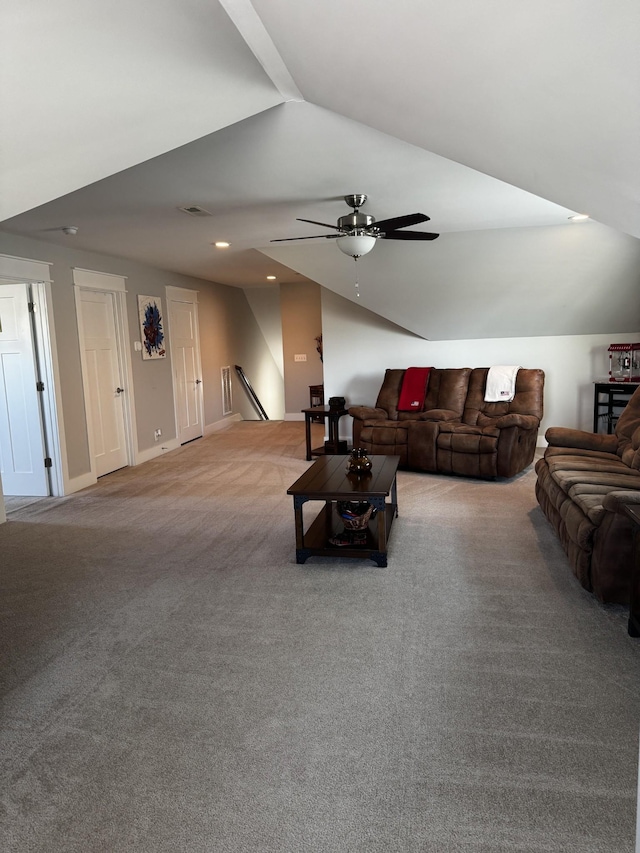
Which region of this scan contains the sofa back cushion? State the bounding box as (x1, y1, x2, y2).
(615, 386, 640, 467)
(374, 369, 406, 421)
(462, 368, 545, 426)
(421, 367, 471, 416)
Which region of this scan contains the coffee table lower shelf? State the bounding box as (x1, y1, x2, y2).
(287, 454, 400, 568)
(296, 500, 396, 567)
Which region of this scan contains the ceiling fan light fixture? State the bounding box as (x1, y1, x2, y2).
(336, 234, 376, 258)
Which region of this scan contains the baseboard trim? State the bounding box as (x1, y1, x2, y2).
(136, 438, 181, 464)
(64, 471, 97, 495)
(204, 413, 242, 436)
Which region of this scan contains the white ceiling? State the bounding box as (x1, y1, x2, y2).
(1, 0, 638, 339)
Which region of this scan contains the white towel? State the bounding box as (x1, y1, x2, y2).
(484, 365, 520, 403)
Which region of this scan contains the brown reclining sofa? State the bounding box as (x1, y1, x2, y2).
(349, 367, 545, 480)
(535, 385, 640, 604)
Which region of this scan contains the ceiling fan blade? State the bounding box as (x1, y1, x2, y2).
(270, 234, 338, 242)
(374, 212, 430, 231)
(296, 217, 342, 231)
(381, 230, 439, 241)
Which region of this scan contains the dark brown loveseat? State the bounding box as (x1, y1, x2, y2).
(349, 367, 544, 479)
(535, 385, 640, 604)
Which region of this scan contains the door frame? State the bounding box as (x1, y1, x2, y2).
(73, 268, 136, 480)
(0, 253, 64, 496)
(166, 285, 204, 444)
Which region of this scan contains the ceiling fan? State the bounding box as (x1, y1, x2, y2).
(271, 194, 439, 258)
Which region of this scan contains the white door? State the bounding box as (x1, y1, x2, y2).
(78, 290, 128, 477)
(169, 296, 203, 444)
(0, 283, 49, 496)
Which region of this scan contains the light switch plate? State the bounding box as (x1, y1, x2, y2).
(294, 353, 307, 362)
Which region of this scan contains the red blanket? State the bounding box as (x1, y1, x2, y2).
(397, 367, 432, 412)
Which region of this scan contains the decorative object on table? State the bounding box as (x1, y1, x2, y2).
(329, 500, 374, 547)
(315, 334, 323, 362)
(138, 295, 166, 359)
(328, 396, 345, 409)
(608, 343, 640, 382)
(346, 447, 372, 474)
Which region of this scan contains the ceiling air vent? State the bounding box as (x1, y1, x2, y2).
(178, 205, 213, 217)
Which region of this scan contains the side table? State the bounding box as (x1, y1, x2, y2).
(621, 504, 640, 637)
(593, 381, 640, 434)
(302, 405, 349, 461)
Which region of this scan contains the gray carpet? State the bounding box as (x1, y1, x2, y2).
(1, 421, 639, 852)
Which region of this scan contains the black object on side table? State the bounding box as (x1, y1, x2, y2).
(621, 504, 640, 637)
(302, 405, 348, 461)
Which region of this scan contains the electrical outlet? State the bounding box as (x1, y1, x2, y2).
(294, 353, 307, 362)
(154, 429, 162, 441)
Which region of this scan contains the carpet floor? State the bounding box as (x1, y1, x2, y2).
(1, 421, 639, 852)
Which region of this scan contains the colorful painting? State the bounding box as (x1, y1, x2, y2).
(138, 296, 166, 359)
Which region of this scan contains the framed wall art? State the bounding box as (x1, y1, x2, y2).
(138, 295, 166, 359)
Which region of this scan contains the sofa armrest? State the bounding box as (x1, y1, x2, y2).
(602, 490, 640, 513)
(545, 426, 618, 453)
(478, 413, 539, 430)
(416, 408, 461, 422)
(348, 406, 387, 421)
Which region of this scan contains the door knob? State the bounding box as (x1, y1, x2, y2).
(195, 379, 202, 385)
(116, 387, 124, 394)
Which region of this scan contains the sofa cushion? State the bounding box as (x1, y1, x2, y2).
(359, 422, 409, 465)
(373, 369, 406, 421)
(545, 427, 618, 454)
(546, 454, 633, 477)
(413, 408, 462, 422)
(552, 467, 640, 488)
(463, 367, 544, 425)
(543, 446, 621, 463)
(559, 496, 597, 550)
(348, 406, 386, 422)
(438, 423, 500, 439)
(422, 368, 471, 418)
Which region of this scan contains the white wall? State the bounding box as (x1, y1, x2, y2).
(242, 285, 286, 420)
(321, 288, 640, 441)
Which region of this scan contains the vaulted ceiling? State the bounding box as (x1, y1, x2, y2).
(1, 1, 638, 339)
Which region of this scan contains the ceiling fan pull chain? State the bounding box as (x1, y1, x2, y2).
(354, 256, 360, 297)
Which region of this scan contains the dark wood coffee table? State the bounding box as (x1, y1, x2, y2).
(287, 454, 400, 567)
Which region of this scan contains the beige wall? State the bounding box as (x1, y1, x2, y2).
(280, 281, 323, 417)
(0, 231, 280, 492)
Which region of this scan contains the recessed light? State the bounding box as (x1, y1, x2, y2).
(266, 275, 277, 280)
(214, 241, 230, 248)
(568, 214, 590, 221)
